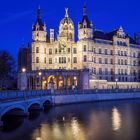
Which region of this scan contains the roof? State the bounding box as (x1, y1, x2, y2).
(32, 7, 45, 31)
(79, 5, 92, 29)
(93, 29, 139, 45)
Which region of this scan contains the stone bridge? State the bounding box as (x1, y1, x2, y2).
(0, 90, 53, 127)
(1, 89, 140, 127)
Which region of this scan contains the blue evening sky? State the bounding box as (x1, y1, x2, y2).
(0, 0, 140, 59)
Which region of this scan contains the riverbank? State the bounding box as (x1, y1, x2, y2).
(52, 92, 140, 105)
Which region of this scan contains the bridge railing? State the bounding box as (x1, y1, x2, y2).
(53, 88, 140, 95)
(0, 90, 51, 101)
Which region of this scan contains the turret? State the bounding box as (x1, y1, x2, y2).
(32, 6, 47, 42)
(78, 4, 93, 40)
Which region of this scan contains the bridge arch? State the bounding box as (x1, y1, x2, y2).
(43, 100, 52, 109)
(1, 105, 26, 119)
(27, 101, 42, 111)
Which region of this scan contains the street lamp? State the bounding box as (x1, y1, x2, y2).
(22, 68, 26, 73)
(38, 72, 42, 76)
(38, 72, 42, 90)
(115, 78, 118, 89)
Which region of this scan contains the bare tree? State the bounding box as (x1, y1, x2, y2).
(0, 51, 16, 89)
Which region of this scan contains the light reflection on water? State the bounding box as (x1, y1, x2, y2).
(1, 100, 140, 140)
(112, 107, 122, 131)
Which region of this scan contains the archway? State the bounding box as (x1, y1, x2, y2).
(74, 76, 78, 87)
(43, 100, 52, 111)
(28, 103, 41, 111)
(47, 75, 57, 90)
(42, 77, 47, 90)
(67, 76, 71, 89)
(58, 75, 63, 89)
(1, 108, 25, 131)
(28, 103, 41, 120)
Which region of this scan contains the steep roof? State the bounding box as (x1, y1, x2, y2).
(94, 29, 139, 45)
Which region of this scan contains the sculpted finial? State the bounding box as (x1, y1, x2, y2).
(65, 8, 69, 18)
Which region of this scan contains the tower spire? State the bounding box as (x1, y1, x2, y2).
(37, 5, 41, 19)
(65, 8, 69, 18)
(83, 3, 87, 16)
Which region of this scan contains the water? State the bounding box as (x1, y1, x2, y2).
(0, 100, 140, 140)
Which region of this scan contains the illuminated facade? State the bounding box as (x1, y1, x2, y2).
(18, 5, 140, 89)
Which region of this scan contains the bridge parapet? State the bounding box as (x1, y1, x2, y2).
(0, 90, 51, 102)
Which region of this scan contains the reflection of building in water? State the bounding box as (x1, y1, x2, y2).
(32, 117, 86, 140)
(112, 107, 122, 131)
(18, 4, 140, 90)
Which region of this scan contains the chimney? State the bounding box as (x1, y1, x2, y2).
(50, 29, 54, 43)
(134, 32, 139, 43)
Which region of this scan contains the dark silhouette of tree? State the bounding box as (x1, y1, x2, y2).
(0, 51, 16, 89)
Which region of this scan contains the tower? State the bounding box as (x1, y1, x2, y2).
(31, 6, 48, 70)
(32, 6, 47, 42)
(78, 4, 93, 40)
(58, 8, 75, 42)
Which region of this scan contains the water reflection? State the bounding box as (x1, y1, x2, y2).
(1, 100, 140, 140)
(112, 107, 122, 131)
(32, 117, 86, 140)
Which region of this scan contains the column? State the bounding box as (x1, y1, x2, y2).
(39, 76, 42, 90)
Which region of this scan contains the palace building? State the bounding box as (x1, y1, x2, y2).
(18, 5, 140, 90)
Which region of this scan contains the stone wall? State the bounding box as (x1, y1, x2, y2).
(53, 92, 140, 105)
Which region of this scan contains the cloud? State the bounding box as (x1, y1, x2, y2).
(0, 10, 33, 25)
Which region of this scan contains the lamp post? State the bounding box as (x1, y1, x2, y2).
(38, 72, 42, 90)
(115, 78, 118, 90)
(22, 68, 26, 73)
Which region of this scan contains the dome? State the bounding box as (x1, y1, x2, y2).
(58, 8, 75, 42)
(59, 8, 74, 28)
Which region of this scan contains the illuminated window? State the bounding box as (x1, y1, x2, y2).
(59, 57, 66, 63)
(99, 48, 102, 54)
(84, 45, 86, 52)
(93, 68, 96, 74)
(118, 59, 120, 65)
(118, 50, 120, 55)
(49, 58, 52, 64)
(36, 57, 39, 63)
(105, 68, 108, 75)
(36, 47, 39, 53)
(49, 49, 52, 55)
(94, 48, 96, 53)
(99, 58, 102, 64)
(125, 60, 127, 65)
(44, 57, 46, 63)
(105, 49, 108, 55)
(121, 59, 123, 65)
(110, 50, 113, 55)
(110, 59, 113, 64)
(73, 48, 77, 54)
(68, 48, 70, 53)
(111, 69, 114, 75)
(73, 57, 77, 63)
(44, 48, 46, 54)
(55, 49, 57, 54)
(84, 55, 87, 62)
(99, 68, 102, 74)
(105, 58, 108, 64)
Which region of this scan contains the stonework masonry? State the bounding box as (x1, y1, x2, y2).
(18, 5, 140, 89)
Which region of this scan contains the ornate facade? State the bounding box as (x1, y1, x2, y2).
(18, 5, 140, 90)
